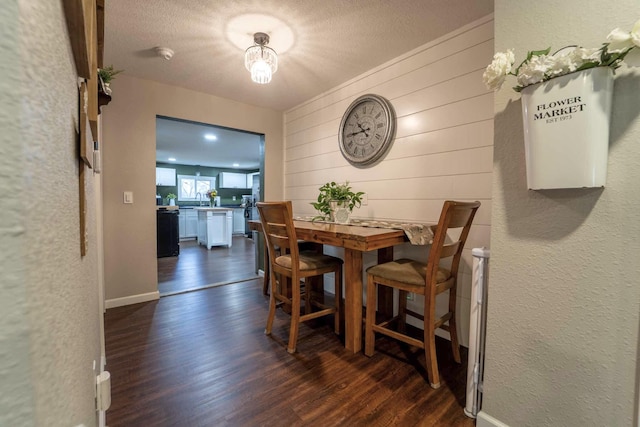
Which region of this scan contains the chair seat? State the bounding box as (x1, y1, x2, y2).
(366, 258, 450, 287)
(275, 253, 343, 271)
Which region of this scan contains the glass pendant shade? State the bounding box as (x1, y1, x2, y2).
(245, 33, 278, 84)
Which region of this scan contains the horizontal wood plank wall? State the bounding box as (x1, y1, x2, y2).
(283, 16, 494, 347)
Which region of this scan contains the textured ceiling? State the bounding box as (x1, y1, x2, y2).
(104, 0, 494, 112)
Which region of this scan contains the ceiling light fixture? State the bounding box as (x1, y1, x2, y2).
(204, 134, 217, 141)
(232, 163, 240, 167)
(244, 32, 278, 84)
(168, 157, 176, 161)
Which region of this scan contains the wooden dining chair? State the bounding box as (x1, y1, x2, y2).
(364, 200, 480, 388)
(257, 201, 343, 353)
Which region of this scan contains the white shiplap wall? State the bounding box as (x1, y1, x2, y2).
(283, 16, 494, 346)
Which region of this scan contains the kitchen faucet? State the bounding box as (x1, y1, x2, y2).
(196, 192, 203, 206)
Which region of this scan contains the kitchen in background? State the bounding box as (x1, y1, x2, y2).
(155, 115, 263, 295)
(156, 162, 259, 208)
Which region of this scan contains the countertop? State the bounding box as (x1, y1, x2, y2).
(178, 205, 244, 209)
(193, 207, 234, 212)
(156, 206, 179, 211)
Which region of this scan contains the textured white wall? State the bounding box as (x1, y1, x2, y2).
(0, 1, 102, 426)
(283, 16, 494, 346)
(101, 76, 283, 302)
(481, 2, 640, 426)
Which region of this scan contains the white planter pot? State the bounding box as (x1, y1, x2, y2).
(329, 200, 350, 224)
(520, 67, 613, 190)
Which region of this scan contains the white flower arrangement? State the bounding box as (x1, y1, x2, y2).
(483, 19, 640, 92)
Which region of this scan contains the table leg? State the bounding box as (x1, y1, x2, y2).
(304, 242, 325, 305)
(344, 248, 363, 353)
(377, 247, 394, 319)
(262, 238, 270, 295)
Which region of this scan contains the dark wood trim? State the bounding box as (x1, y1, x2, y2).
(62, 0, 93, 78)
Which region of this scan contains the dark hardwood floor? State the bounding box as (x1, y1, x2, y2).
(158, 235, 258, 295)
(105, 279, 474, 427)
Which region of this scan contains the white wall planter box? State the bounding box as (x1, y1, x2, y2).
(520, 67, 613, 190)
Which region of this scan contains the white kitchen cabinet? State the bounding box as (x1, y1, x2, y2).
(185, 210, 198, 238)
(156, 167, 176, 186)
(246, 172, 259, 188)
(218, 172, 248, 188)
(196, 208, 233, 249)
(178, 211, 187, 239)
(178, 209, 198, 240)
(232, 208, 245, 235)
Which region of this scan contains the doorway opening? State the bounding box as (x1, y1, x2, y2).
(155, 116, 264, 296)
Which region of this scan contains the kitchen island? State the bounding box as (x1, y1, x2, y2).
(195, 208, 233, 249)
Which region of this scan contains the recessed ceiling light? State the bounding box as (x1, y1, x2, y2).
(204, 134, 217, 141)
(233, 163, 240, 167)
(168, 157, 176, 162)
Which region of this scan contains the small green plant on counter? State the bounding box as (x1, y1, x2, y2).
(311, 181, 364, 221)
(166, 193, 177, 200)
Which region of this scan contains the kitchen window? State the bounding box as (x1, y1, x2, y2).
(177, 175, 216, 201)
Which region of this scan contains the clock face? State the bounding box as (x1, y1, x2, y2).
(339, 94, 396, 166)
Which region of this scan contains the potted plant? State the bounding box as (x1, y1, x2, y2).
(311, 181, 364, 223)
(166, 193, 177, 206)
(97, 65, 123, 96)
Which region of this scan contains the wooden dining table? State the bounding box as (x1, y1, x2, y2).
(249, 219, 408, 353)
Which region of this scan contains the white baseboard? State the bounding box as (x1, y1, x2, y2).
(105, 291, 159, 309)
(476, 411, 510, 427)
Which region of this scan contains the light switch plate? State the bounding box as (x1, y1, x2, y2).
(123, 191, 133, 204)
(361, 193, 368, 206)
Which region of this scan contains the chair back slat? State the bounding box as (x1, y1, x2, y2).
(426, 201, 480, 288)
(257, 201, 299, 271)
(439, 241, 460, 260)
(447, 207, 477, 229)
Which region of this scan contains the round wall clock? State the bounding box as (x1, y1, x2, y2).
(338, 94, 396, 167)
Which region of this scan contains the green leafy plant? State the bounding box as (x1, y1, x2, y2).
(97, 65, 124, 85)
(311, 181, 364, 221)
(166, 193, 177, 200)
